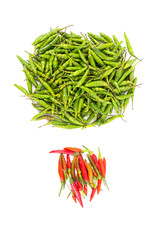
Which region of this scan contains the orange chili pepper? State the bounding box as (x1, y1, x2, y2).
(71, 156, 77, 181)
(103, 157, 106, 177)
(85, 160, 93, 187)
(97, 179, 102, 194)
(84, 184, 87, 196)
(64, 147, 82, 153)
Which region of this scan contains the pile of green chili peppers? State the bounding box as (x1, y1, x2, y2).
(15, 26, 141, 129)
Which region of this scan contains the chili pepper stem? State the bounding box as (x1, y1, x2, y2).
(82, 145, 93, 155)
(102, 177, 109, 191)
(58, 181, 64, 197)
(67, 191, 71, 198)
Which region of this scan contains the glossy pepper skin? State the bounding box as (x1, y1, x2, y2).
(75, 157, 84, 183)
(97, 179, 102, 194)
(49, 149, 75, 155)
(90, 188, 97, 201)
(78, 155, 89, 182)
(58, 154, 65, 196)
(85, 160, 93, 187)
(103, 157, 106, 176)
(83, 145, 101, 172)
(64, 147, 82, 153)
(61, 153, 68, 179)
(66, 154, 71, 176)
(98, 148, 105, 178)
(84, 184, 87, 196)
(70, 178, 83, 208)
(71, 156, 77, 181)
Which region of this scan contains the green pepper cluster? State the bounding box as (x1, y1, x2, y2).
(15, 26, 140, 129)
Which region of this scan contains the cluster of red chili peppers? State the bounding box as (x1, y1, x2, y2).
(49, 146, 109, 208)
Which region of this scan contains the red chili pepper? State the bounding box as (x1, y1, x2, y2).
(70, 178, 83, 208)
(49, 149, 74, 155)
(85, 146, 109, 191)
(103, 157, 106, 177)
(72, 194, 77, 203)
(58, 154, 65, 197)
(77, 180, 83, 191)
(90, 188, 97, 201)
(67, 154, 71, 176)
(90, 180, 98, 201)
(98, 148, 105, 178)
(78, 155, 89, 182)
(64, 147, 82, 153)
(83, 145, 101, 172)
(83, 184, 87, 196)
(97, 179, 102, 194)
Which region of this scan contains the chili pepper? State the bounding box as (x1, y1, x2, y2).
(75, 157, 84, 183)
(61, 153, 68, 180)
(100, 32, 113, 43)
(90, 180, 98, 202)
(67, 154, 71, 176)
(91, 164, 98, 177)
(103, 157, 106, 177)
(98, 148, 105, 178)
(15, 27, 140, 129)
(72, 194, 77, 203)
(58, 154, 65, 196)
(78, 155, 89, 182)
(49, 149, 75, 155)
(70, 178, 83, 208)
(97, 179, 102, 195)
(124, 32, 140, 60)
(84, 160, 93, 187)
(83, 146, 101, 173)
(77, 179, 85, 198)
(87, 153, 109, 190)
(71, 156, 77, 181)
(64, 147, 82, 153)
(83, 184, 87, 196)
(14, 84, 29, 96)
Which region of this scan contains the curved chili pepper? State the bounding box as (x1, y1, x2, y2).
(85, 160, 93, 187)
(70, 178, 83, 208)
(58, 154, 65, 197)
(49, 149, 74, 155)
(78, 155, 89, 182)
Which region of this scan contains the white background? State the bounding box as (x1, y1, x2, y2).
(0, 0, 160, 239)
